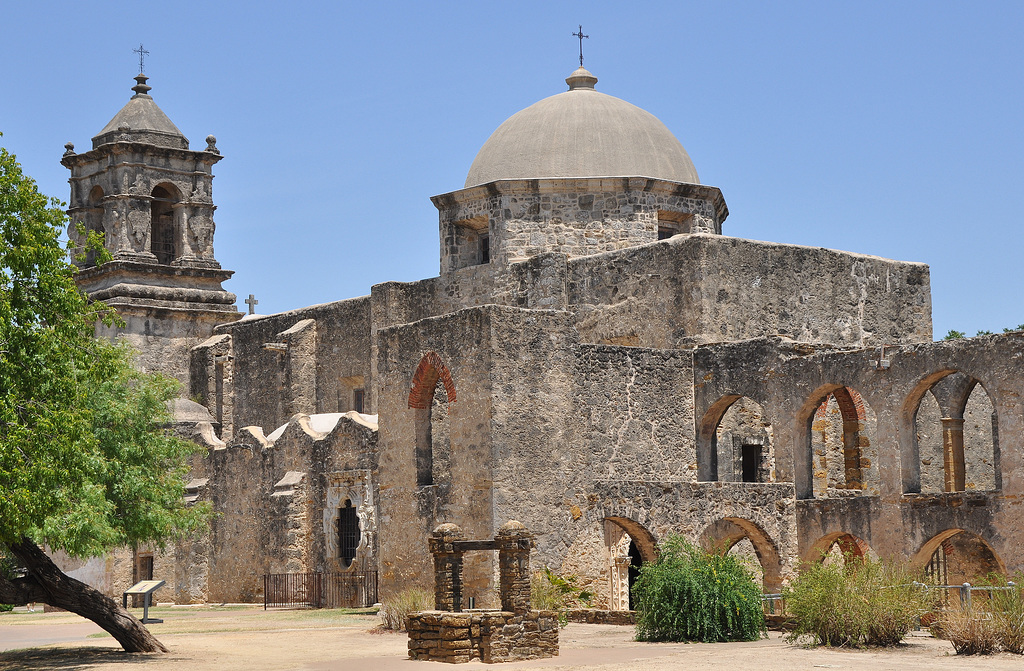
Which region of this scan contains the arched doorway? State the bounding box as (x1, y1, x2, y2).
(803, 532, 875, 566)
(603, 517, 658, 611)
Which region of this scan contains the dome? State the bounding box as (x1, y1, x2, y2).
(92, 75, 189, 150)
(464, 67, 699, 188)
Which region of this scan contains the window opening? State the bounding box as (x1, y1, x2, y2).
(479, 233, 490, 264)
(741, 444, 762, 482)
(337, 499, 360, 569)
(353, 388, 365, 414)
(657, 226, 676, 240)
(150, 186, 177, 264)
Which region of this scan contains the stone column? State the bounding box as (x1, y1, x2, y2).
(429, 523, 465, 612)
(496, 520, 534, 614)
(942, 417, 966, 492)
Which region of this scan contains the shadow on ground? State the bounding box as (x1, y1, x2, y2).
(0, 647, 160, 670)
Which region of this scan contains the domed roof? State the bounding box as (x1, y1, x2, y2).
(464, 67, 699, 188)
(92, 75, 189, 150)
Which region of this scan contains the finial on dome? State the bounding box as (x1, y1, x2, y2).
(132, 74, 152, 96)
(566, 66, 598, 91)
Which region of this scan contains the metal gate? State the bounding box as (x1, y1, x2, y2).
(263, 571, 378, 609)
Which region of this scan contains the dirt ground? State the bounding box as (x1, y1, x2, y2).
(0, 607, 1020, 671)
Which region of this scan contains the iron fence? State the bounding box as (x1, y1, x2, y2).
(263, 571, 378, 610)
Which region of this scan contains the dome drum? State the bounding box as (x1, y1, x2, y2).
(433, 176, 727, 275)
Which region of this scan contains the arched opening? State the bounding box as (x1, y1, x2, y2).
(150, 184, 180, 264)
(912, 529, 1005, 585)
(699, 517, 783, 592)
(409, 352, 457, 488)
(698, 395, 774, 482)
(603, 517, 658, 611)
(806, 386, 878, 497)
(911, 372, 999, 493)
(336, 499, 360, 569)
(803, 532, 875, 567)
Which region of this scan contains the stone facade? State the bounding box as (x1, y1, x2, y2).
(57, 67, 1024, 613)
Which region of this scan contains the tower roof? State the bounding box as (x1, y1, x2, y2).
(92, 75, 189, 150)
(464, 67, 699, 188)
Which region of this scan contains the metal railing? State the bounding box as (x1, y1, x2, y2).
(915, 581, 1017, 608)
(263, 571, 378, 610)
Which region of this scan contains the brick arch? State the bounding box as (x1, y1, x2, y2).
(408, 352, 457, 409)
(797, 384, 875, 497)
(700, 517, 783, 592)
(802, 532, 873, 564)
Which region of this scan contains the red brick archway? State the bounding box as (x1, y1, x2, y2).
(408, 352, 456, 409)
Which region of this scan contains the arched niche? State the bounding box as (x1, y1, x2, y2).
(82, 185, 105, 266)
(908, 371, 999, 494)
(698, 395, 774, 483)
(408, 352, 457, 488)
(699, 517, 782, 592)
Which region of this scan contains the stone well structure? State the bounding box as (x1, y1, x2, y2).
(407, 521, 558, 664)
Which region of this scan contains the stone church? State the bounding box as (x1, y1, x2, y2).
(58, 64, 1023, 608)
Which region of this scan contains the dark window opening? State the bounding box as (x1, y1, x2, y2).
(353, 388, 365, 414)
(741, 444, 762, 483)
(337, 499, 361, 569)
(658, 226, 677, 240)
(479, 233, 490, 264)
(150, 185, 177, 264)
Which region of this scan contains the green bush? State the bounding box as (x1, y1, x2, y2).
(378, 587, 433, 631)
(992, 582, 1024, 654)
(784, 555, 930, 647)
(632, 535, 764, 642)
(531, 567, 593, 626)
(0, 604, 12, 613)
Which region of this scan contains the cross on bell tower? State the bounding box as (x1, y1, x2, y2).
(133, 43, 150, 74)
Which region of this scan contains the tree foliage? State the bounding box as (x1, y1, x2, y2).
(0, 141, 208, 651)
(632, 535, 764, 643)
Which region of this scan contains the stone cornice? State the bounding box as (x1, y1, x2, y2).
(61, 141, 222, 169)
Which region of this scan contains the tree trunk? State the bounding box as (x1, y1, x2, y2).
(2, 538, 168, 653)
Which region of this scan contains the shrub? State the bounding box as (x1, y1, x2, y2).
(378, 588, 432, 631)
(632, 535, 764, 642)
(937, 604, 999, 655)
(992, 583, 1024, 654)
(784, 555, 929, 647)
(0, 604, 12, 613)
(530, 567, 593, 624)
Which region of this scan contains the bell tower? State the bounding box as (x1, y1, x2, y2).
(61, 73, 240, 383)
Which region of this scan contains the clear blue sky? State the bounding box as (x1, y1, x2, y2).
(3, 1, 1022, 339)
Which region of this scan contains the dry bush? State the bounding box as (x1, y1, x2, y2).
(991, 582, 1024, 654)
(936, 604, 999, 655)
(378, 588, 432, 631)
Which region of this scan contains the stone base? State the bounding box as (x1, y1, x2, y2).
(565, 609, 635, 625)
(408, 610, 559, 664)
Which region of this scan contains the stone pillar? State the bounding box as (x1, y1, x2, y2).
(429, 523, 465, 612)
(496, 520, 534, 614)
(942, 417, 966, 492)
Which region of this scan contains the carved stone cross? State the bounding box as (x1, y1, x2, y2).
(245, 294, 258, 315)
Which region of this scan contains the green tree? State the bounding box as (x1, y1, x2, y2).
(0, 143, 207, 652)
